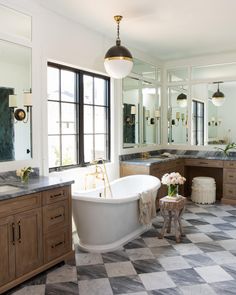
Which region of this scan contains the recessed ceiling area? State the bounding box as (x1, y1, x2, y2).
(35, 0, 236, 61)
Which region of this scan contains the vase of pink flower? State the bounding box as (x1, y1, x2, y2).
(161, 172, 186, 198)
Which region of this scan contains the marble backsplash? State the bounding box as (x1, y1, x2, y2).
(0, 167, 40, 182)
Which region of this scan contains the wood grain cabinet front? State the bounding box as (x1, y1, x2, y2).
(44, 226, 70, 263)
(0, 185, 73, 294)
(223, 161, 236, 204)
(0, 203, 42, 288)
(42, 186, 72, 264)
(15, 208, 43, 277)
(0, 216, 15, 287)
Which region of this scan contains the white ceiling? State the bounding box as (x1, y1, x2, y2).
(35, 0, 236, 61)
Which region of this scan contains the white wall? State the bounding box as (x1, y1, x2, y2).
(0, 0, 162, 189)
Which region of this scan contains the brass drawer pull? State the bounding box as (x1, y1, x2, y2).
(50, 192, 64, 199)
(50, 213, 64, 220)
(12, 223, 15, 245)
(229, 175, 234, 178)
(199, 162, 208, 165)
(51, 240, 65, 249)
(228, 190, 233, 193)
(18, 221, 21, 243)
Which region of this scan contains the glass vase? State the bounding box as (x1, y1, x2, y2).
(21, 174, 29, 184)
(168, 184, 178, 197)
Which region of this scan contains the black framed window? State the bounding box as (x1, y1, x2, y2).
(192, 100, 204, 145)
(47, 62, 110, 171)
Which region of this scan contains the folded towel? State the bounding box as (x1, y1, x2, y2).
(139, 190, 156, 225)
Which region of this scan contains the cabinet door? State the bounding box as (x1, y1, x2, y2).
(0, 216, 15, 286)
(15, 208, 43, 277)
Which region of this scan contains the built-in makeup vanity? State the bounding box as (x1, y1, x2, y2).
(120, 150, 236, 206)
(0, 176, 74, 294)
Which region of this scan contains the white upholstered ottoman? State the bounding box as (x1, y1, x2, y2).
(191, 176, 216, 204)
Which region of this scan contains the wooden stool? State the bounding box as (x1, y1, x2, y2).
(159, 196, 186, 243)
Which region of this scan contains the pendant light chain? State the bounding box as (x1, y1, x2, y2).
(117, 21, 120, 44)
(115, 16, 122, 46)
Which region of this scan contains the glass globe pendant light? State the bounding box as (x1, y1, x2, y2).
(212, 82, 225, 107)
(104, 15, 133, 79)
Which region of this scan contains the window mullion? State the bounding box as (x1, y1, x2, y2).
(79, 72, 84, 165)
(59, 69, 62, 167)
(93, 77, 95, 161)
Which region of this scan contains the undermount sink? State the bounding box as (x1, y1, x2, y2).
(0, 184, 21, 193)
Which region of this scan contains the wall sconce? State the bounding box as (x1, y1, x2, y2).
(9, 89, 32, 123)
(145, 110, 150, 120)
(181, 113, 188, 126)
(208, 117, 222, 126)
(125, 105, 136, 125)
(172, 112, 187, 127)
(155, 109, 161, 120)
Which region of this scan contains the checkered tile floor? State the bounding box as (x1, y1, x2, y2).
(6, 201, 236, 295)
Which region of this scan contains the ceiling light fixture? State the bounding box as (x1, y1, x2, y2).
(104, 15, 133, 79)
(177, 93, 187, 108)
(212, 81, 225, 107)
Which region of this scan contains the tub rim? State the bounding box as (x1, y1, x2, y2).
(72, 174, 161, 204)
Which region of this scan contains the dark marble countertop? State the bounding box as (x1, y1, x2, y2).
(120, 154, 236, 166)
(0, 176, 74, 201)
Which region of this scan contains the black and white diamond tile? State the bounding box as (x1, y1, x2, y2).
(7, 201, 236, 295)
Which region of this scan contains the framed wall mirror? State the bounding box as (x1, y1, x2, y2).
(142, 82, 161, 145)
(0, 5, 32, 162)
(122, 59, 161, 149)
(123, 77, 140, 148)
(191, 81, 236, 146)
(208, 81, 236, 145)
(167, 86, 188, 144)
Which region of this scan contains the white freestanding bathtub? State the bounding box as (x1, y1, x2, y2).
(72, 174, 161, 252)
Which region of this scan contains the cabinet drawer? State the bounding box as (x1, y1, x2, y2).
(0, 193, 41, 218)
(184, 159, 223, 168)
(42, 186, 69, 205)
(224, 169, 236, 184)
(44, 226, 71, 263)
(224, 161, 236, 169)
(43, 200, 69, 233)
(223, 184, 236, 198)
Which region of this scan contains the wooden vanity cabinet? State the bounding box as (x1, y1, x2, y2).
(223, 161, 236, 204)
(0, 193, 42, 288)
(0, 185, 73, 294)
(120, 157, 236, 205)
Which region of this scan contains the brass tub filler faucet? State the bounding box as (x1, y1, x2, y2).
(85, 159, 113, 198)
